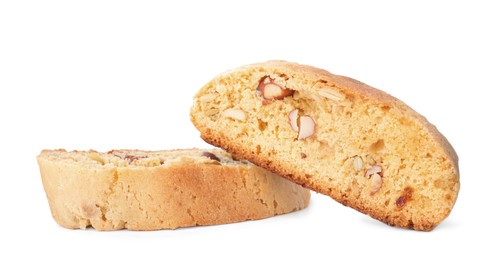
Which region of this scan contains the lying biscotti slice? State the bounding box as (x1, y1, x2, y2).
(37, 149, 310, 230)
(190, 60, 459, 231)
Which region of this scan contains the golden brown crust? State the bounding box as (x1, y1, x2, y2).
(191, 60, 459, 231)
(37, 149, 310, 230)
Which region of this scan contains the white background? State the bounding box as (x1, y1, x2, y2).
(1, 0, 496, 259)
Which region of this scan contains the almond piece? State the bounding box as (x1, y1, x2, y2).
(257, 76, 294, 104)
(318, 87, 345, 101)
(365, 165, 382, 177)
(205, 108, 219, 117)
(199, 93, 217, 102)
(109, 151, 147, 163)
(396, 187, 413, 208)
(298, 116, 315, 140)
(371, 173, 383, 194)
(288, 109, 299, 132)
(202, 151, 221, 162)
(353, 156, 363, 171)
(222, 108, 246, 121)
(262, 84, 285, 99)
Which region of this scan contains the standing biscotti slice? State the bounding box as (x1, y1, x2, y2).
(190, 60, 459, 231)
(37, 149, 310, 230)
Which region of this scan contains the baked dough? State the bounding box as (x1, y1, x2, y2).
(190, 60, 459, 230)
(37, 149, 310, 230)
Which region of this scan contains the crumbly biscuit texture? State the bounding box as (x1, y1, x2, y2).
(190, 60, 459, 231)
(37, 149, 310, 230)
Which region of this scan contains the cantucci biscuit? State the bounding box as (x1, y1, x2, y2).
(38, 149, 310, 230)
(191, 60, 459, 231)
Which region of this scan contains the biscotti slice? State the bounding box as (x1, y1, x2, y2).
(37, 149, 310, 230)
(190, 60, 459, 231)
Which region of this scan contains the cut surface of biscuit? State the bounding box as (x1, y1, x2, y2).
(37, 148, 310, 230)
(190, 60, 459, 231)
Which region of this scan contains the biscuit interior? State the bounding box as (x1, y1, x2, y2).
(191, 60, 459, 231)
